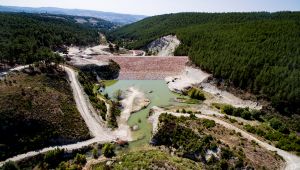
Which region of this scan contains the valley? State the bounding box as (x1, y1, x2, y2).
(0, 9, 299, 170)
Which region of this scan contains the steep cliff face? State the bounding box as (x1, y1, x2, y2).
(147, 35, 180, 56)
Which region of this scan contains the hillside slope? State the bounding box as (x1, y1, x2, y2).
(109, 12, 300, 115)
(0, 67, 90, 161)
(0, 12, 100, 66)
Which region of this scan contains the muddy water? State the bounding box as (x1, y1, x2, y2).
(103, 80, 183, 148)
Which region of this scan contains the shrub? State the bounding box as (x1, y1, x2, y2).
(269, 118, 283, 130)
(241, 109, 252, 120)
(235, 157, 244, 168)
(219, 159, 229, 170)
(233, 108, 244, 117)
(74, 153, 87, 165)
(229, 118, 237, 123)
(202, 119, 216, 128)
(102, 143, 115, 158)
(92, 148, 98, 159)
(190, 113, 197, 119)
(251, 110, 263, 121)
(222, 105, 234, 115)
(244, 124, 256, 133)
(44, 148, 65, 168)
(188, 88, 206, 100)
(221, 147, 233, 159)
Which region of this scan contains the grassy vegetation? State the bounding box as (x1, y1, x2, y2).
(151, 113, 253, 169)
(107, 101, 121, 128)
(214, 103, 300, 154)
(220, 104, 263, 121)
(2, 143, 110, 170)
(152, 113, 283, 169)
(0, 66, 90, 161)
(101, 79, 118, 87)
(78, 71, 108, 120)
(243, 123, 300, 155)
(93, 149, 202, 170)
(110, 12, 300, 116)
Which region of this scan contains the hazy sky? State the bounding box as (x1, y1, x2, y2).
(1, 0, 299, 16)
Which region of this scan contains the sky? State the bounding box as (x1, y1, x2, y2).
(0, 0, 299, 16)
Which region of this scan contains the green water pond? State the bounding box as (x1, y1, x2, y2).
(103, 80, 186, 148)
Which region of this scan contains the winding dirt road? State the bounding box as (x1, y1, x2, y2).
(149, 107, 300, 170)
(0, 66, 121, 166)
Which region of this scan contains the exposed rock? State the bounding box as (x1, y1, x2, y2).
(147, 35, 180, 56)
(131, 125, 139, 131)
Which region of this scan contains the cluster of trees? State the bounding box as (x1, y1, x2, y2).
(244, 124, 300, 154)
(221, 105, 263, 121)
(108, 101, 121, 128)
(79, 60, 120, 80)
(78, 71, 107, 120)
(220, 104, 300, 154)
(0, 12, 99, 65)
(153, 113, 217, 161)
(152, 113, 247, 168)
(110, 12, 300, 116)
(78, 62, 121, 128)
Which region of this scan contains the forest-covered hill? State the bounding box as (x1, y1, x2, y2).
(0, 12, 105, 65)
(109, 12, 300, 115)
(0, 5, 146, 24)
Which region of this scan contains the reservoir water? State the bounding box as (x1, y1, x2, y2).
(104, 80, 184, 148)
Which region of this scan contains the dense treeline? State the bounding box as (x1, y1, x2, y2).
(110, 12, 300, 115)
(0, 12, 99, 65)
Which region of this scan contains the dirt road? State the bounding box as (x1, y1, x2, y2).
(0, 66, 124, 166)
(149, 107, 300, 170)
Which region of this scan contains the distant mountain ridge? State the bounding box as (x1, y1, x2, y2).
(0, 5, 147, 24)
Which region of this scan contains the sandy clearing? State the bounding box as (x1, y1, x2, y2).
(166, 66, 261, 110)
(165, 66, 210, 93)
(114, 87, 150, 140)
(68, 45, 113, 57)
(149, 107, 300, 170)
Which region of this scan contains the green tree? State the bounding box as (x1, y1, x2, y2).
(44, 148, 65, 168)
(92, 148, 99, 159)
(102, 143, 115, 158)
(109, 44, 114, 52)
(74, 153, 87, 165)
(115, 44, 120, 52)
